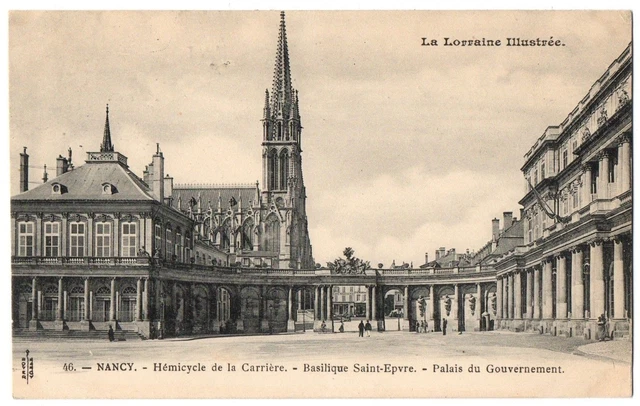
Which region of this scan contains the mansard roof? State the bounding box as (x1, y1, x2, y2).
(12, 161, 154, 202)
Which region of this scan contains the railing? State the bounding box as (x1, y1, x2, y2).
(86, 151, 128, 166)
(12, 256, 152, 266)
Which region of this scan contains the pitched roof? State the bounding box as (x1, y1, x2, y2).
(12, 161, 155, 202)
(172, 185, 257, 211)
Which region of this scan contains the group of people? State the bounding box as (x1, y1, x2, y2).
(358, 320, 373, 337)
(415, 320, 429, 333)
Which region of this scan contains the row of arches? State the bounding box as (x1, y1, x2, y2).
(266, 148, 294, 191)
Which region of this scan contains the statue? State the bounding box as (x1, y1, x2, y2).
(327, 247, 370, 275)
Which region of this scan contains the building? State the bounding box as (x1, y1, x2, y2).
(494, 43, 632, 340)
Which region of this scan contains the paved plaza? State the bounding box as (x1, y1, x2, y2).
(13, 330, 632, 398)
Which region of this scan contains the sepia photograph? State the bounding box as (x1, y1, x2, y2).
(8, 8, 633, 399)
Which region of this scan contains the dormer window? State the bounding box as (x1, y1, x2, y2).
(51, 182, 65, 195)
(102, 183, 114, 195)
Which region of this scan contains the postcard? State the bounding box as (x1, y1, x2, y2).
(9, 10, 632, 398)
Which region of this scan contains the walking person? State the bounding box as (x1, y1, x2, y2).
(108, 325, 115, 342)
(365, 320, 372, 337)
(442, 318, 447, 336)
(358, 320, 364, 337)
(339, 321, 345, 333)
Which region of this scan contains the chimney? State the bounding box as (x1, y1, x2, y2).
(492, 218, 500, 241)
(164, 174, 174, 206)
(151, 144, 164, 202)
(42, 164, 48, 183)
(56, 155, 69, 177)
(19, 147, 29, 192)
(424, 252, 429, 264)
(520, 208, 525, 222)
(503, 211, 513, 230)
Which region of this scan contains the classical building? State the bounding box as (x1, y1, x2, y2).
(494, 43, 632, 340)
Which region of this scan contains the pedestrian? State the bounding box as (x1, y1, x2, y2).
(442, 318, 447, 336)
(425, 320, 429, 333)
(365, 320, 372, 337)
(108, 325, 115, 342)
(597, 314, 607, 341)
(339, 321, 344, 333)
(421, 321, 426, 333)
(321, 320, 327, 332)
(358, 320, 365, 337)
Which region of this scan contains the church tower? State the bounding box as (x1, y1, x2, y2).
(260, 11, 312, 268)
(262, 12, 304, 203)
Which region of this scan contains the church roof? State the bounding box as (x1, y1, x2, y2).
(172, 185, 257, 211)
(12, 160, 155, 202)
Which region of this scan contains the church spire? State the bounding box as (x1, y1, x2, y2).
(100, 104, 114, 152)
(270, 11, 293, 118)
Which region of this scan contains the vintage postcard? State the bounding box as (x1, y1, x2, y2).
(8, 10, 632, 398)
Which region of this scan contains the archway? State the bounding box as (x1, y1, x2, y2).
(294, 287, 314, 332)
(410, 287, 430, 332)
(192, 285, 210, 334)
(434, 286, 455, 332)
(240, 286, 261, 333)
(383, 287, 404, 331)
(266, 287, 288, 333)
(217, 286, 232, 333)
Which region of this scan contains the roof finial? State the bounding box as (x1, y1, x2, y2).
(100, 104, 114, 152)
(271, 10, 293, 119)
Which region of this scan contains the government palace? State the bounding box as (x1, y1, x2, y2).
(11, 13, 632, 341)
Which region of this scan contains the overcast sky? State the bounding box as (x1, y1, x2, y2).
(8, 10, 631, 266)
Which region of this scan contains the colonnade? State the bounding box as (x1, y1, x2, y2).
(496, 235, 631, 338)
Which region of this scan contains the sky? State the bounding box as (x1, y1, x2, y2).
(7, 10, 632, 267)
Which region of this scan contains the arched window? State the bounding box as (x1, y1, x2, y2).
(264, 214, 280, 253)
(242, 219, 254, 251)
(269, 149, 278, 190)
(221, 218, 231, 250)
(279, 150, 289, 190)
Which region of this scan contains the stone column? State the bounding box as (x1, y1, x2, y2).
(87, 215, 94, 256)
(143, 278, 149, 321)
(514, 271, 522, 319)
(326, 286, 333, 332)
(556, 254, 568, 319)
(496, 277, 503, 320)
(136, 278, 143, 321)
(61, 214, 67, 257)
(320, 285, 325, 321)
(507, 273, 514, 319)
(314, 286, 319, 320)
(35, 214, 42, 256)
(287, 286, 295, 331)
(533, 266, 541, 319)
(365, 286, 371, 321)
(56, 278, 64, 321)
(619, 134, 631, 193)
(429, 285, 435, 331)
(110, 278, 116, 321)
(571, 247, 585, 319)
(502, 277, 508, 319)
(525, 270, 533, 319)
(83, 278, 90, 321)
(582, 163, 593, 208)
(613, 237, 625, 319)
(403, 286, 410, 321)
(452, 284, 459, 331)
(297, 290, 302, 311)
(476, 283, 482, 330)
(542, 259, 553, 319)
(596, 152, 607, 199)
(589, 239, 605, 320)
(371, 286, 377, 321)
(113, 216, 120, 257)
(31, 277, 38, 321)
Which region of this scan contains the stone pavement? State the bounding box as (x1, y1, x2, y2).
(575, 339, 632, 363)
